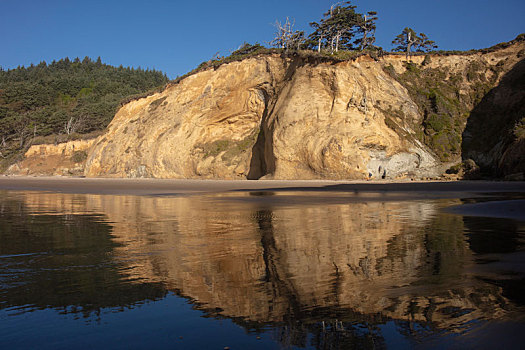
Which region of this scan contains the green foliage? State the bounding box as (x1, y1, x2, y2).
(392, 28, 437, 57)
(421, 55, 431, 66)
(221, 131, 259, 161)
(514, 117, 525, 139)
(403, 61, 420, 73)
(307, 2, 367, 53)
(354, 11, 378, 50)
(446, 163, 462, 174)
(198, 131, 259, 161)
(231, 43, 266, 56)
(148, 96, 167, 112)
(200, 140, 231, 158)
(71, 150, 87, 163)
(425, 113, 450, 133)
(382, 57, 491, 161)
(0, 57, 168, 166)
(383, 63, 396, 76)
(330, 50, 363, 60)
(466, 61, 481, 82)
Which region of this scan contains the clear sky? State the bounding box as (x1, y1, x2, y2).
(1, 0, 524, 79)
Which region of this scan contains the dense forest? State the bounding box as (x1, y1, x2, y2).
(0, 57, 168, 168)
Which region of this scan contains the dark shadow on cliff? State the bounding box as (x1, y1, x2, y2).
(247, 126, 274, 179)
(248, 56, 312, 179)
(461, 58, 525, 178)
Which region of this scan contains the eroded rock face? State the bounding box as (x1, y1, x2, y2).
(262, 57, 438, 179)
(83, 55, 441, 180)
(85, 57, 287, 179)
(462, 58, 525, 177)
(11, 41, 512, 180)
(6, 139, 95, 176)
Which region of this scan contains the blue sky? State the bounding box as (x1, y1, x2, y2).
(1, 0, 524, 79)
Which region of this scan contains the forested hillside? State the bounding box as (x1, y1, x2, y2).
(0, 57, 168, 168)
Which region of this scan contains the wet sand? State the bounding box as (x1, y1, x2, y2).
(0, 176, 524, 221)
(0, 176, 523, 196)
(446, 199, 525, 221)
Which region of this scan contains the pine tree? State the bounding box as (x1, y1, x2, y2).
(392, 28, 437, 58)
(307, 2, 362, 53)
(355, 11, 378, 50)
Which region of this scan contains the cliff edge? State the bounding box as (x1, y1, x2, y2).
(11, 39, 525, 180)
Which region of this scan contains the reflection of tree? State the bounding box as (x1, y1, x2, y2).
(245, 203, 512, 348)
(269, 316, 387, 349)
(254, 208, 389, 348)
(377, 212, 469, 285)
(0, 197, 167, 317)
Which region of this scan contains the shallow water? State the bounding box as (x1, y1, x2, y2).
(0, 190, 524, 349)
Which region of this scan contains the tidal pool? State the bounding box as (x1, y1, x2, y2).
(0, 189, 524, 349)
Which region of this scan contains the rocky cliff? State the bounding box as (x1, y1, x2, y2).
(84, 54, 440, 180)
(7, 139, 95, 176)
(11, 39, 525, 180)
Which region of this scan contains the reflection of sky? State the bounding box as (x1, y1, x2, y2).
(1, 295, 277, 350)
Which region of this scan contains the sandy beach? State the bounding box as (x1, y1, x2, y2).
(1, 176, 523, 220)
(0, 175, 522, 196)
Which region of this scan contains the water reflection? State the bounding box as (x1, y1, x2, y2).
(0, 194, 167, 318)
(0, 190, 524, 348)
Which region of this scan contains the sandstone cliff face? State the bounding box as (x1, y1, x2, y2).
(6, 139, 95, 176)
(82, 42, 523, 180)
(10, 42, 523, 180)
(84, 55, 443, 180)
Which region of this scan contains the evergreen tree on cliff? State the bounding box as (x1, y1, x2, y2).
(307, 1, 362, 53)
(392, 28, 437, 58)
(355, 11, 378, 50)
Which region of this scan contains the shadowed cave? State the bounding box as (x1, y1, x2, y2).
(247, 89, 276, 180)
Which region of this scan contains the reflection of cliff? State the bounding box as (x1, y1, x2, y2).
(14, 191, 517, 331)
(0, 193, 166, 316)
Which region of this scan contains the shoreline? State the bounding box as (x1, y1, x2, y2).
(0, 175, 523, 196)
(0, 176, 523, 221)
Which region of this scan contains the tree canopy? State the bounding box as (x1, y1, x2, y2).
(0, 57, 168, 164)
(392, 28, 438, 57)
(269, 17, 305, 51)
(267, 2, 439, 57)
(307, 2, 364, 53)
(354, 11, 378, 50)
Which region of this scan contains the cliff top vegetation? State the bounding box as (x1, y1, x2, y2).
(170, 0, 524, 85)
